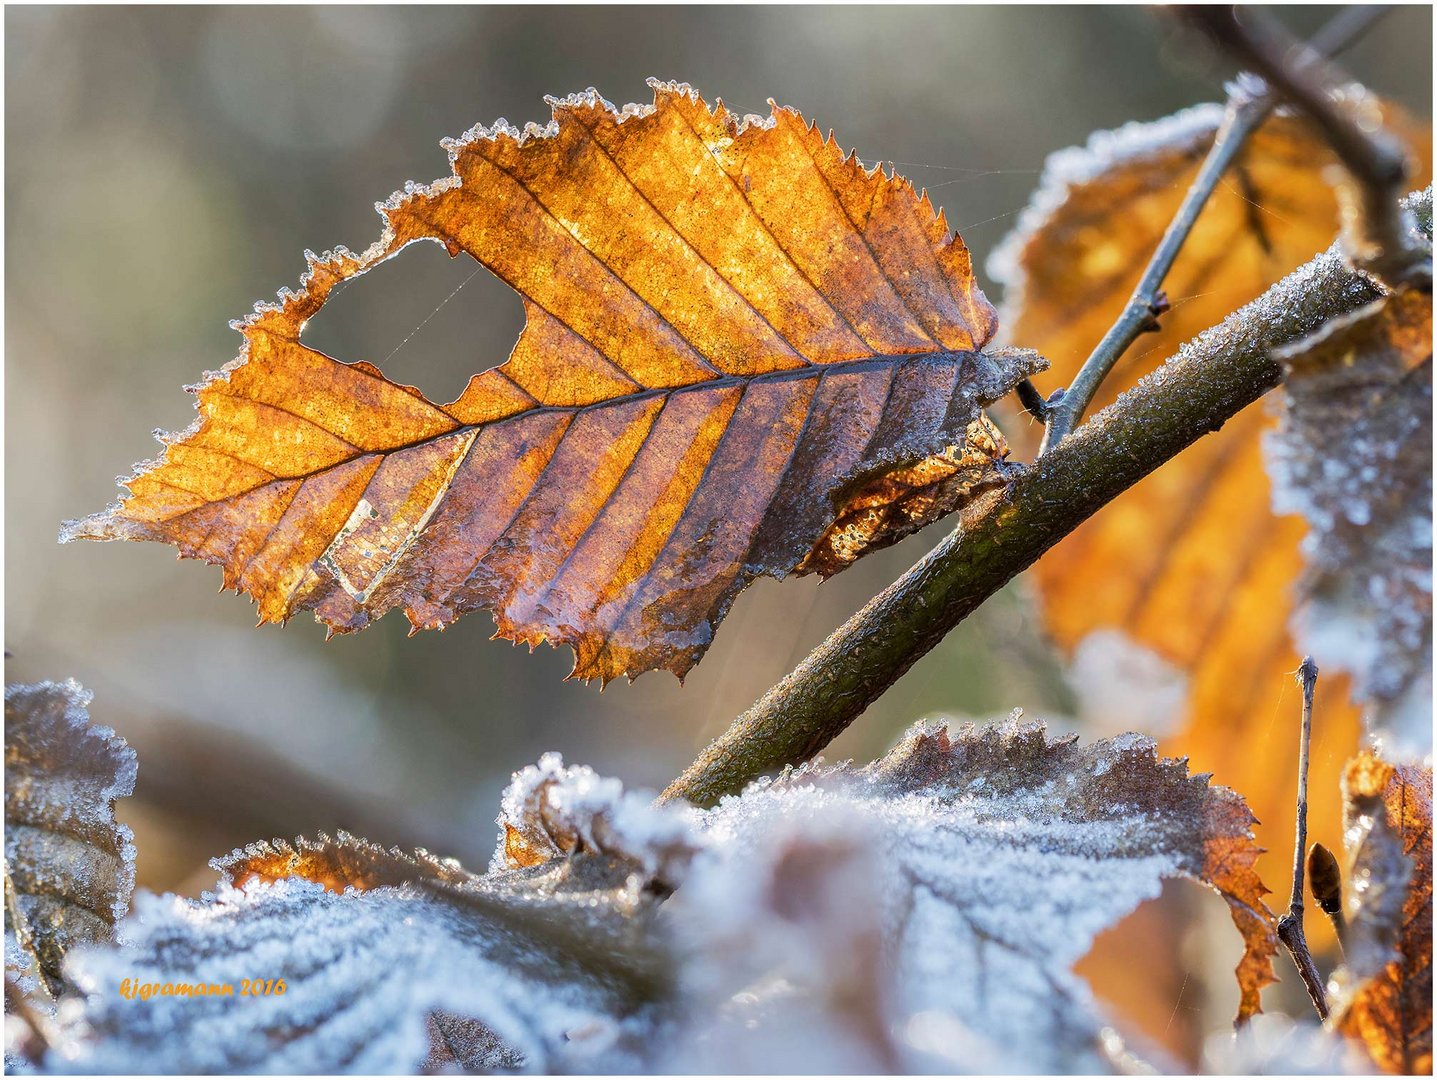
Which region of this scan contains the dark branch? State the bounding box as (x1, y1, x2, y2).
(1181, 5, 1431, 289)
(1041, 4, 1396, 448)
(658, 190, 1431, 807)
(1039, 88, 1268, 449)
(1276, 657, 1330, 1020)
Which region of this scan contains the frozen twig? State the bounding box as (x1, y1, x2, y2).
(1276, 657, 1330, 1020)
(1181, 5, 1431, 290)
(1040, 4, 1394, 449)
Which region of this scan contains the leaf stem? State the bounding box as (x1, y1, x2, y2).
(658, 191, 1431, 807)
(1276, 657, 1330, 1020)
(1040, 4, 1393, 450)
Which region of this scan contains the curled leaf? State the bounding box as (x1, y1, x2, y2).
(4, 681, 136, 999)
(63, 81, 1041, 684)
(493, 751, 697, 884)
(44, 717, 1279, 1073)
(1267, 288, 1434, 758)
(1330, 752, 1433, 1075)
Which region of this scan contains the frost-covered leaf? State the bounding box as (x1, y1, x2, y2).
(4, 681, 136, 999)
(1202, 1014, 1369, 1075)
(1266, 289, 1434, 758)
(62, 80, 1043, 685)
(990, 90, 1431, 931)
(50, 831, 674, 1073)
(679, 715, 1278, 1073)
(667, 809, 930, 1072)
(1329, 751, 1433, 1074)
(42, 720, 1280, 1074)
(493, 752, 697, 883)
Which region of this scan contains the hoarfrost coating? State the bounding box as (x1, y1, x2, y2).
(24, 715, 1278, 1073)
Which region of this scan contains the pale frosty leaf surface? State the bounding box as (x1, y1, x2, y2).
(52, 832, 672, 1074)
(1201, 1014, 1370, 1075)
(41, 718, 1278, 1074)
(676, 714, 1277, 1073)
(1265, 286, 1434, 758)
(4, 680, 137, 999)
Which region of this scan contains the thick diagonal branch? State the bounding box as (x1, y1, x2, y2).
(659, 189, 1432, 808)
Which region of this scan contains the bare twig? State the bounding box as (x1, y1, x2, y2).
(1039, 95, 1263, 450)
(1040, 4, 1395, 449)
(657, 190, 1431, 807)
(1276, 657, 1329, 1020)
(5, 974, 53, 1065)
(1181, 5, 1431, 289)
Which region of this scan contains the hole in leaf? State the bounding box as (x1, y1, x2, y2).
(299, 239, 524, 405)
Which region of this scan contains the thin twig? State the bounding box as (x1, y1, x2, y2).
(5, 974, 53, 1065)
(1181, 5, 1431, 289)
(1276, 657, 1329, 1020)
(657, 190, 1431, 807)
(1040, 4, 1394, 450)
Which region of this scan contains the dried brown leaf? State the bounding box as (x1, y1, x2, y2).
(4, 680, 136, 999)
(1331, 752, 1433, 1075)
(62, 81, 1041, 684)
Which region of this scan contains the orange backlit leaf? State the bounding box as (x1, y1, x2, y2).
(1331, 752, 1433, 1075)
(63, 81, 1041, 684)
(990, 90, 1431, 901)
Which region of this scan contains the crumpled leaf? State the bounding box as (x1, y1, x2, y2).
(680, 715, 1277, 1073)
(1266, 289, 1434, 759)
(53, 830, 673, 1074)
(492, 751, 697, 883)
(989, 88, 1431, 917)
(47, 718, 1275, 1074)
(4, 681, 136, 999)
(1329, 752, 1433, 1075)
(62, 80, 1042, 684)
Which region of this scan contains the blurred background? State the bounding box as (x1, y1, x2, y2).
(6, 4, 1430, 1066)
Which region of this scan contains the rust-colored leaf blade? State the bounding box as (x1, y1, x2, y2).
(990, 91, 1431, 905)
(1332, 752, 1433, 1075)
(63, 82, 1042, 683)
